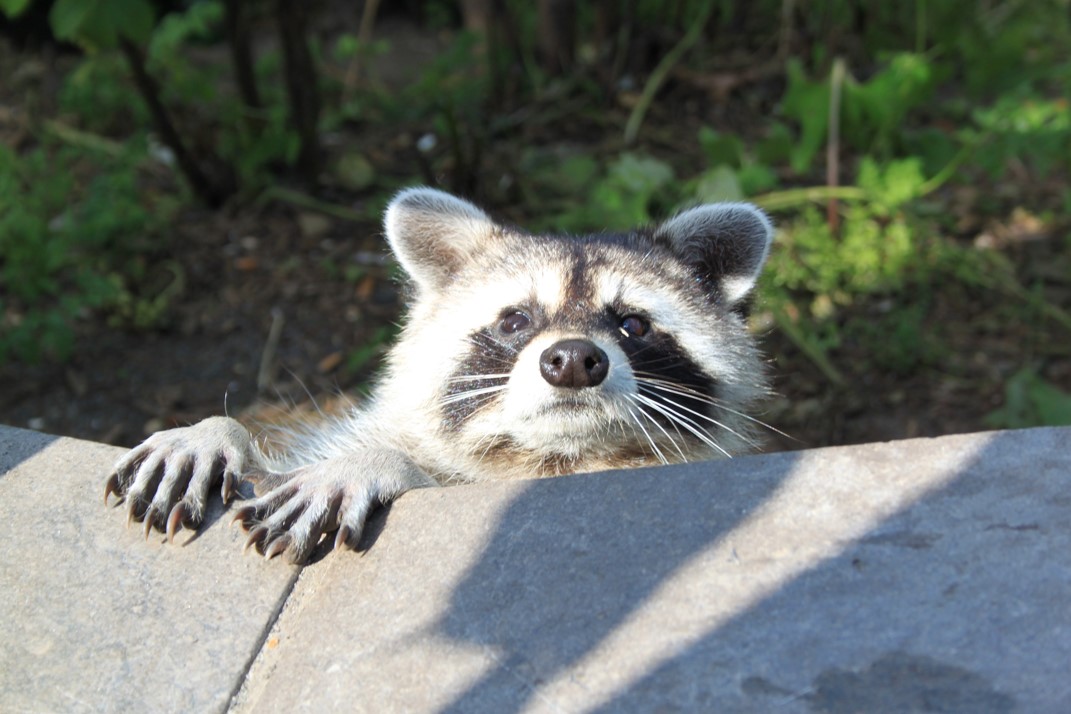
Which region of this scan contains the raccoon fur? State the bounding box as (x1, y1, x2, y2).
(105, 187, 774, 563)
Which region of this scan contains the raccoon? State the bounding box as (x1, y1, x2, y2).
(105, 187, 774, 563)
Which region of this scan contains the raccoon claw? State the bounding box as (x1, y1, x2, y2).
(104, 473, 122, 506)
(334, 524, 355, 551)
(105, 417, 254, 543)
(166, 502, 188, 543)
(231, 504, 257, 531)
(264, 534, 291, 560)
(244, 525, 269, 553)
(126, 498, 145, 528)
(142, 507, 160, 539)
(221, 471, 238, 503)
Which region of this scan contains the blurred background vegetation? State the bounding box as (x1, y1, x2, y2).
(0, 0, 1069, 450)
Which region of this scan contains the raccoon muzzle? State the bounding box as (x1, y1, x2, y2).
(539, 339, 609, 389)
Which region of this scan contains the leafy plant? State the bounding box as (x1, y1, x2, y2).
(59, 54, 149, 133)
(554, 153, 676, 232)
(971, 94, 1071, 178)
(695, 127, 779, 200)
(48, 0, 155, 50)
(986, 368, 1071, 429)
(781, 53, 936, 173)
(0, 142, 173, 362)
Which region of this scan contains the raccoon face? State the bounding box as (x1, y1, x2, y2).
(383, 188, 773, 479)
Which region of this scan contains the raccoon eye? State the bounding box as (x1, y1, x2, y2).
(499, 311, 531, 334)
(620, 315, 649, 337)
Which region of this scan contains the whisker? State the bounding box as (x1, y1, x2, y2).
(447, 374, 512, 383)
(633, 393, 733, 459)
(637, 384, 758, 448)
(626, 395, 688, 463)
(625, 405, 669, 465)
(467, 332, 520, 355)
(439, 384, 509, 405)
(634, 373, 791, 439)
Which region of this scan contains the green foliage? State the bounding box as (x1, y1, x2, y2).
(406, 32, 490, 119)
(147, 0, 223, 104)
(765, 203, 918, 301)
(0, 142, 172, 362)
(696, 127, 779, 199)
(0, 0, 33, 17)
(782, 53, 935, 172)
(59, 53, 149, 133)
(971, 94, 1071, 177)
(49, 0, 155, 51)
(758, 177, 956, 377)
(553, 153, 676, 232)
(931, 0, 1071, 96)
(856, 156, 926, 213)
(328, 33, 390, 124)
(847, 303, 942, 375)
(986, 368, 1071, 429)
(4, 0, 1069, 397)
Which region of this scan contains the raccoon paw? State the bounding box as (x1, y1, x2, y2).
(230, 450, 436, 564)
(104, 416, 252, 541)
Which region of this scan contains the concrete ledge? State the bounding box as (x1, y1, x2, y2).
(2, 424, 1069, 712)
(0, 427, 299, 713)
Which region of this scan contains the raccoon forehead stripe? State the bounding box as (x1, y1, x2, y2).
(529, 265, 568, 313)
(464, 258, 574, 315)
(594, 270, 693, 320)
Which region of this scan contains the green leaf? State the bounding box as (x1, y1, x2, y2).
(49, 0, 95, 42)
(781, 59, 830, 173)
(857, 157, 925, 212)
(698, 127, 743, 168)
(756, 122, 793, 165)
(50, 0, 155, 51)
(606, 153, 674, 196)
(737, 163, 778, 195)
(986, 368, 1071, 429)
(1031, 377, 1071, 425)
(695, 165, 743, 203)
(0, 0, 34, 18)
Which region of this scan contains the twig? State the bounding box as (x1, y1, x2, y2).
(224, 0, 261, 111)
(623, 0, 716, 145)
(342, 0, 381, 103)
(778, 0, 797, 60)
(826, 57, 846, 234)
(43, 120, 125, 156)
(276, 0, 322, 182)
(119, 38, 232, 207)
(916, 139, 978, 197)
(751, 186, 867, 211)
(258, 308, 286, 393)
(258, 186, 368, 222)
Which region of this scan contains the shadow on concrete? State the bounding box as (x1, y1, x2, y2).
(433, 448, 798, 713)
(432, 429, 1069, 712)
(0, 426, 59, 479)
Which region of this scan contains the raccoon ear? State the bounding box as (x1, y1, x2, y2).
(656, 202, 773, 304)
(384, 187, 496, 293)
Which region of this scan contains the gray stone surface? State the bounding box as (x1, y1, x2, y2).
(1, 423, 1069, 713)
(0, 426, 298, 714)
(232, 427, 1071, 713)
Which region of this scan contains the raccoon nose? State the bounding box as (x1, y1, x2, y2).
(539, 339, 609, 389)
